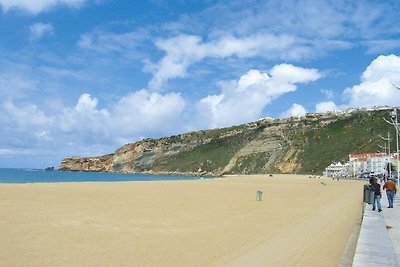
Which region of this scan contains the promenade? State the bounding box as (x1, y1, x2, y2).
(353, 190, 400, 266)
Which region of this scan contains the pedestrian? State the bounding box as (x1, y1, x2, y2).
(370, 178, 382, 212)
(383, 178, 397, 208)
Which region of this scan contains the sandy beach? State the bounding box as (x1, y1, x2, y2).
(0, 175, 364, 267)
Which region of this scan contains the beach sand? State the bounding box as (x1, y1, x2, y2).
(0, 175, 364, 267)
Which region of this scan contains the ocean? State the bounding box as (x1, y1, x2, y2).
(0, 168, 205, 184)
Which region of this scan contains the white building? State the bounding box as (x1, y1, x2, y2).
(323, 162, 350, 178)
(368, 156, 391, 174)
(324, 153, 398, 178)
(349, 153, 392, 177)
(349, 155, 367, 177)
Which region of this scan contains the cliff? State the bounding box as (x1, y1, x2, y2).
(59, 108, 397, 175)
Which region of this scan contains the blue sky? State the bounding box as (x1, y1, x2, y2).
(1, 0, 400, 168)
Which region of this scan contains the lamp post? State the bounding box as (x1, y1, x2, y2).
(389, 83, 400, 184)
(378, 143, 388, 179)
(383, 108, 400, 186)
(380, 132, 392, 180)
(394, 109, 400, 186)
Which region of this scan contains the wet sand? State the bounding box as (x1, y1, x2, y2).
(0, 175, 364, 266)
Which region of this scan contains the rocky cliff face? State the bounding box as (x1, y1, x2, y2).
(59, 108, 393, 175)
(59, 130, 216, 174)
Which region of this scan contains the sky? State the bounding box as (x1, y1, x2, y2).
(1, 0, 400, 168)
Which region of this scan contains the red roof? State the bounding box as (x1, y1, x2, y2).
(349, 153, 389, 159)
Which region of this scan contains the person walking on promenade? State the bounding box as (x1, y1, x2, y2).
(370, 178, 382, 212)
(383, 178, 397, 208)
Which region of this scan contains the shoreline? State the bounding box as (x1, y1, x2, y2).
(0, 174, 364, 266)
(0, 168, 214, 184)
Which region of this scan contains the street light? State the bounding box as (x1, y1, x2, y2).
(377, 145, 387, 178)
(379, 132, 392, 180)
(383, 108, 400, 186)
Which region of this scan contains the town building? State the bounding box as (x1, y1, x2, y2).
(324, 153, 396, 178)
(349, 153, 392, 177)
(323, 162, 350, 178)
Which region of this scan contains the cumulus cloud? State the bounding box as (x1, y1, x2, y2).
(0, 0, 86, 14)
(344, 54, 400, 108)
(3, 101, 53, 131)
(197, 64, 321, 128)
(280, 103, 307, 118)
(75, 93, 100, 112)
(0, 90, 186, 162)
(145, 34, 317, 90)
(315, 101, 339, 113)
(29, 22, 53, 40)
(112, 90, 186, 138)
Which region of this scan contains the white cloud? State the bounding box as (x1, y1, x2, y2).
(3, 101, 54, 130)
(75, 93, 100, 113)
(112, 90, 186, 138)
(197, 64, 321, 128)
(144, 35, 206, 90)
(344, 54, 400, 108)
(57, 94, 111, 143)
(145, 34, 318, 90)
(315, 101, 339, 113)
(280, 103, 307, 118)
(0, 0, 86, 14)
(29, 22, 53, 40)
(0, 89, 186, 160)
(268, 63, 322, 88)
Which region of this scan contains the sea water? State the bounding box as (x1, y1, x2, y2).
(0, 168, 205, 184)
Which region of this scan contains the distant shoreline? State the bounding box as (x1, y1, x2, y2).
(0, 168, 208, 184)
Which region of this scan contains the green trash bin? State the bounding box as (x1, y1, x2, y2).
(363, 184, 374, 204)
(256, 190, 263, 201)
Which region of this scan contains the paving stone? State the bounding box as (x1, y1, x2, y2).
(352, 188, 399, 267)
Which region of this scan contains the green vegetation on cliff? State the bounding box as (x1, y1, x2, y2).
(152, 127, 261, 173)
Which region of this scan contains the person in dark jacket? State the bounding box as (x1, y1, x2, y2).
(370, 178, 382, 212)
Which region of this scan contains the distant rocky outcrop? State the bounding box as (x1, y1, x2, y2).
(59, 107, 396, 175)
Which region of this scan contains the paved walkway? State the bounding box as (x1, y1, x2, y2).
(353, 190, 400, 267)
